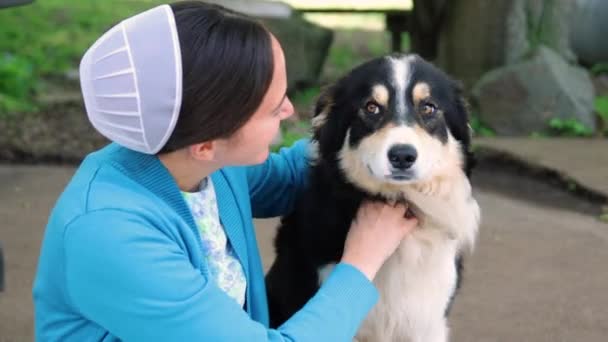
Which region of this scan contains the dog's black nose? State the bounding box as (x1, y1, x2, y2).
(388, 144, 417, 170)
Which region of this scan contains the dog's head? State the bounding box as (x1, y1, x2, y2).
(312, 54, 473, 198)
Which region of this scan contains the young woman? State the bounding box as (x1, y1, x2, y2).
(33, 2, 418, 341)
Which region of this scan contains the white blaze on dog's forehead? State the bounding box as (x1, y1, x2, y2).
(389, 56, 413, 118)
(371, 84, 390, 106)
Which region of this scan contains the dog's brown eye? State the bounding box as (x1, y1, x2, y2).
(365, 102, 380, 115)
(421, 103, 437, 115)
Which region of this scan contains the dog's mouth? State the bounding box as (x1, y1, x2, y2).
(365, 163, 417, 183)
(386, 171, 415, 182)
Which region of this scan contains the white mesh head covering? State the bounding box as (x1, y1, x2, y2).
(79, 4, 182, 154)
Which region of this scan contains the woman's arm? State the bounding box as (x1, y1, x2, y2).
(64, 209, 377, 341)
(245, 139, 311, 218)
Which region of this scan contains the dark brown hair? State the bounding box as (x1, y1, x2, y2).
(160, 1, 274, 153)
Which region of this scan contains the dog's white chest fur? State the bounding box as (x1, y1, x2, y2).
(356, 231, 458, 342)
(319, 171, 480, 342)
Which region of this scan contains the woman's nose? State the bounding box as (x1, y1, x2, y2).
(280, 97, 295, 119)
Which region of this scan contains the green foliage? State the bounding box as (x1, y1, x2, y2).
(292, 86, 321, 113)
(0, 0, 164, 76)
(548, 118, 593, 137)
(470, 115, 495, 137)
(324, 30, 396, 81)
(591, 63, 608, 76)
(0, 53, 37, 115)
(368, 36, 389, 56)
(328, 43, 358, 75)
(280, 126, 308, 149)
(368, 32, 409, 55)
(0, 53, 34, 98)
(272, 120, 312, 152)
(0, 0, 165, 114)
(595, 96, 608, 121)
(595, 96, 608, 136)
(401, 32, 411, 52)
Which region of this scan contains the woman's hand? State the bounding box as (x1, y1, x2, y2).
(341, 201, 418, 280)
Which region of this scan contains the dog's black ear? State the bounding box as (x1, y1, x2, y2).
(311, 84, 335, 134)
(443, 80, 468, 139)
(311, 84, 345, 162)
(313, 84, 335, 118)
(449, 80, 477, 177)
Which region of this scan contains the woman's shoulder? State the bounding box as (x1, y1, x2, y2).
(54, 144, 175, 224)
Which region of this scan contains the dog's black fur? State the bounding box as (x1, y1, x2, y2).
(266, 54, 475, 329)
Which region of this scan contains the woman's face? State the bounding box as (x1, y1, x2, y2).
(214, 34, 294, 166)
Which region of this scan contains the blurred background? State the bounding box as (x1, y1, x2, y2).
(0, 0, 607, 158)
(0, 0, 607, 341)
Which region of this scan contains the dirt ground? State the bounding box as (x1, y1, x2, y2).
(1, 160, 607, 341)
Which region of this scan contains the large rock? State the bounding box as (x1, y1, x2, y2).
(472, 46, 595, 135)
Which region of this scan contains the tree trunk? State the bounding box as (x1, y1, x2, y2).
(435, 0, 575, 89)
(409, 0, 448, 60)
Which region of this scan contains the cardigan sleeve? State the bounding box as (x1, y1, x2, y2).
(246, 139, 311, 218)
(63, 209, 378, 341)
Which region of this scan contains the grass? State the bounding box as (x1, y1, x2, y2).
(0, 0, 165, 114)
(0, 0, 165, 76)
(0, 53, 37, 115)
(548, 118, 594, 137)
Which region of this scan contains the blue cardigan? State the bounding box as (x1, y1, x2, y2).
(33, 141, 378, 341)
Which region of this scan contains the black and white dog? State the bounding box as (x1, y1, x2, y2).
(266, 54, 481, 342)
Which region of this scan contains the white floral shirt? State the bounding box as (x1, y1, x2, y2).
(181, 178, 247, 308)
